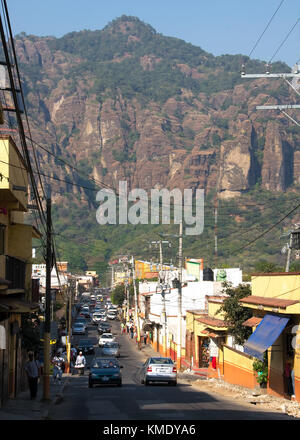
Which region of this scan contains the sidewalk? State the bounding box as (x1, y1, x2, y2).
(0, 377, 68, 420)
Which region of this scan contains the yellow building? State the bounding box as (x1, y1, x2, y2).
(185, 296, 228, 375)
(0, 136, 41, 404)
(237, 272, 300, 400)
(135, 260, 169, 280)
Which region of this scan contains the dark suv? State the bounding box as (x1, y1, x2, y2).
(77, 339, 94, 354)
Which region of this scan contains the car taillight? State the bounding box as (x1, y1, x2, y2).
(147, 366, 152, 372)
(172, 367, 177, 373)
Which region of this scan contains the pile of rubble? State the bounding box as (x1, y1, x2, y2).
(195, 377, 300, 418)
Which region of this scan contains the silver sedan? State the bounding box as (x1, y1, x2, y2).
(101, 342, 120, 357)
(140, 357, 177, 386)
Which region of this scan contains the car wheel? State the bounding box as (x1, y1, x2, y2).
(145, 379, 149, 386)
(141, 379, 144, 384)
(88, 380, 93, 388)
(169, 381, 177, 386)
(117, 381, 122, 387)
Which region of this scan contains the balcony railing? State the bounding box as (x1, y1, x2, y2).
(5, 256, 25, 290)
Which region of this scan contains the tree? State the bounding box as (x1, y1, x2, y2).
(254, 260, 283, 273)
(217, 282, 252, 345)
(111, 283, 125, 306)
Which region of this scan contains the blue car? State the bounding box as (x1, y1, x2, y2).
(88, 358, 123, 388)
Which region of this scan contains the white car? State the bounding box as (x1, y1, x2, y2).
(98, 333, 115, 347)
(98, 313, 107, 322)
(92, 313, 103, 325)
(107, 311, 118, 320)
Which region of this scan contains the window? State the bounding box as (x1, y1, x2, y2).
(0, 224, 5, 255)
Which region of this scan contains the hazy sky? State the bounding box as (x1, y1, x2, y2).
(6, 0, 300, 67)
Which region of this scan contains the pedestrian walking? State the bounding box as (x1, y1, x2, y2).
(75, 351, 86, 375)
(130, 324, 134, 339)
(120, 322, 124, 335)
(24, 352, 40, 400)
(52, 351, 64, 384)
(143, 332, 148, 345)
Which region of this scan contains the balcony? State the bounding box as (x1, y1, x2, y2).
(5, 255, 25, 291)
(0, 136, 28, 212)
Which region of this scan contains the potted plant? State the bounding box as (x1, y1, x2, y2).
(253, 358, 268, 391)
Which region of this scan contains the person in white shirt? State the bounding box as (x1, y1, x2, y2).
(75, 351, 86, 375)
(52, 352, 65, 384)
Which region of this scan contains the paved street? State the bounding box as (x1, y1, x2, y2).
(47, 319, 295, 420)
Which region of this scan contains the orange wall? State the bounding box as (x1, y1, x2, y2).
(223, 345, 257, 389)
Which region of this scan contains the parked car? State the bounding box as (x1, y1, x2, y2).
(72, 323, 86, 335)
(77, 339, 95, 355)
(88, 357, 123, 387)
(98, 322, 111, 335)
(98, 333, 115, 347)
(140, 357, 177, 386)
(102, 341, 120, 358)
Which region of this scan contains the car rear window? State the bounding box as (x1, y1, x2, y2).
(92, 360, 118, 368)
(149, 358, 173, 365)
(104, 342, 118, 348)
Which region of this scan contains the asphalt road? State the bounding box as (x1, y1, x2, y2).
(48, 318, 295, 421)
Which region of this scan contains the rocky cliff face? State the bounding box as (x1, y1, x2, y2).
(10, 17, 300, 207)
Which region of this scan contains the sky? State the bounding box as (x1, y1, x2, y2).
(6, 0, 300, 68)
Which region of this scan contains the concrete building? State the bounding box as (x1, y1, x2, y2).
(0, 136, 41, 406)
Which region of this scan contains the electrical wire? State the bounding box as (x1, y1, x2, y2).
(268, 17, 300, 64)
(247, 0, 285, 61)
(225, 201, 300, 255)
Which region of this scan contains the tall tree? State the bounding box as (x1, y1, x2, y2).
(217, 282, 252, 345)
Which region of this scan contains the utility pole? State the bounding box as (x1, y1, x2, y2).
(177, 221, 183, 371)
(241, 64, 300, 126)
(214, 192, 218, 267)
(284, 226, 300, 272)
(66, 285, 72, 374)
(159, 241, 168, 356)
(285, 233, 293, 272)
(131, 256, 141, 350)
(150, 239, 172, 356)
(43, 198, 52, 401)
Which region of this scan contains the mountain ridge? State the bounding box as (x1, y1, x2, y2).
(11, 15, 299, 275)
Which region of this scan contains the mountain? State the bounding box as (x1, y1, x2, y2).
(12, 16, 300, 276)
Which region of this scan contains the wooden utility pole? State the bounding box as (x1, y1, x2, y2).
(43, 198, 52, 400)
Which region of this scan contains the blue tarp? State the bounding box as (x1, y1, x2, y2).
(244, 314, 289, 360)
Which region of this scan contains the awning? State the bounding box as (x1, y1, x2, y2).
(142, 320, 154, 331)
(200, 329, 224, 338)
(242, 317, 263, 327)
(244, 314, 289, 360)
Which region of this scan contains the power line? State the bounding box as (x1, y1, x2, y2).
(247, 0, 285, 60)
(268, 17, 300, 64)
(229, 201, 300, 255)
